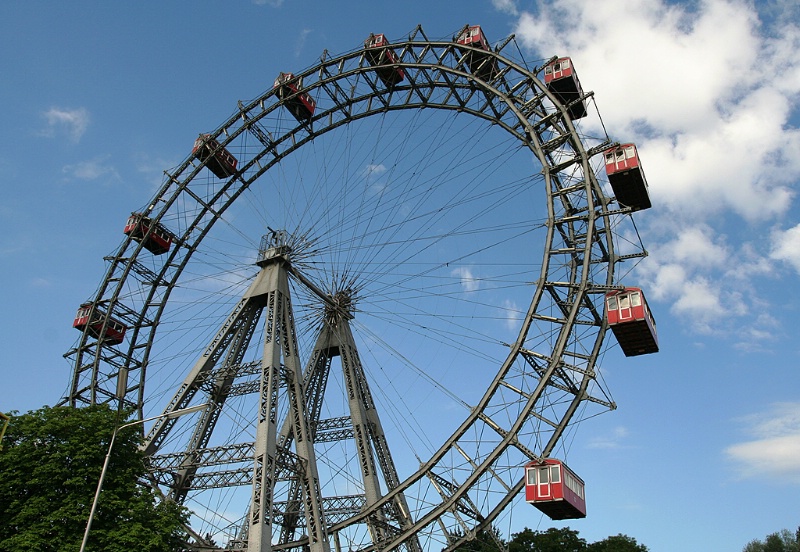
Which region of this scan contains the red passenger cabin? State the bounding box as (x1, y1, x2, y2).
(544, 57, 587, 120)
(525, 459, 586, 520)
(274, 72, 316, 123)
(364, 34, 405, 87)
(605, 287, 659, 357)
(73, 303, 127, 345)
(456, 25, 499, 81)
(123, 213, 172, 255)
(192, 134, 238, 179)
(604, 143, 652, 211)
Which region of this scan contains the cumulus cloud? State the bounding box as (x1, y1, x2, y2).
(452, 266, 480, 292)
(41, 107, 90, 142)
(659, 225, 729, 270)
(637, 225, 747, 332)
(725, 403, 800, 483)
(506, 0, 800, 341)
(513, 0, 800, 222)
(770, 224, 800, 274)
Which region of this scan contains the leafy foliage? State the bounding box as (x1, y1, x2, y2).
(451, 527, 507, 551)
(0, 405, 188, 552)
(743, 527, 800, 552)
(451, 526, 649, 552)
(509, 527, 586, 552)
(588, 533, 649, 551)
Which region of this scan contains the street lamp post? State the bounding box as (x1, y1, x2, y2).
(79, 404, 207, 552)
(0, 412, 10, 451)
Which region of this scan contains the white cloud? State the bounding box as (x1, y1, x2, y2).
(361, 164, 389, 197)
(363, 163, 387, 178)
(645, 262, 686, 301)
(295, 28, 312, 58)
(62, 157, 120, 182)
(671, 277, 724, 318)
(506, 0, 800, 343)
(727, 242, 774, 281)
(770, 224, 800, 274)
(725, 403, 800, 483)
(660, 226, 728, 269)
(637, 226, 747, 332)
(41, 107, 90, 142)
(513, 0, 800, 223)
(587, 426, 630, 449)
(642, 85, 799, 220)
(501, 298, 522, 330)
(492, 0, 518, 16)
(452, 266, 480, 292)
(29, 277, 52, 288)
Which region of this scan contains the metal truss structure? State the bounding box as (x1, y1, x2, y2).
(65, 25, 647, 552)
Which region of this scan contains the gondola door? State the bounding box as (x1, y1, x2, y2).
(537, 465, 552, 499)
(617, 293, 633, 322)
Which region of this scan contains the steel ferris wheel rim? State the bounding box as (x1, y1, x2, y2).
(66, 24, 642, 550)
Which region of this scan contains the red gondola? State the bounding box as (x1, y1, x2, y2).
(605, 287, 659, 356)
(73, 303, 127, 345)
(525, 459, 586, 520)
(192, 134, 238, 179)
(364, 34, 405, 87)
(455, 25, 498, 81)
(604, 143, 652, 211)
(544, 57, 587, 120)
(123, 213, 172, 255)
(274, 72, 316, 123)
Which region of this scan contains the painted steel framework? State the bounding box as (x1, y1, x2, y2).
(64, 25, 646, 551)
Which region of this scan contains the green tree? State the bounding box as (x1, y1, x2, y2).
(508, 527, 587, 552)
(588, 533, 649, 551)
(743, 527, 800, 552)
(0, 405, 188, 552)
(451, 526, 506, 551)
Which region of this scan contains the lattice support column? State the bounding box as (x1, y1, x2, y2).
(249, 250, 330, 552)
(326, 297, 421, 552)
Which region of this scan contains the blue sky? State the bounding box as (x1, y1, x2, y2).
(2, 1, 800, 551)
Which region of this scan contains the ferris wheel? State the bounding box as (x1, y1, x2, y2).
(65, 25, 654, 552)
